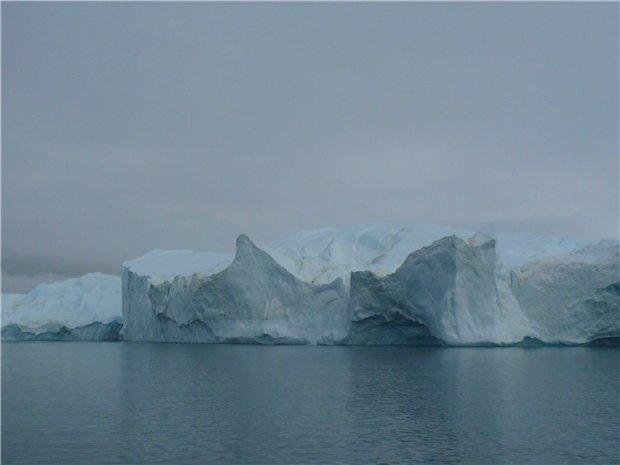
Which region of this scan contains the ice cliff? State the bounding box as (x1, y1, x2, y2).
(122, 235, 349, 343)
(511, 240, 619, 344)
(346, 236, 618, 346)
(1, 273, 122, 341)
(122, 225, 618, 346)
(345, 236, 529, 346)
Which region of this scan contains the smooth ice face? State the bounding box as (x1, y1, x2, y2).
(1, 273, 122, 334)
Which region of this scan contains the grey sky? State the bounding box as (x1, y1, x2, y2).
(2, 2, 618, 292)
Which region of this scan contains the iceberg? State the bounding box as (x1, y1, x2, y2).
(123, 223, 593, 288)
(347, 235, 619, 345)
(122, 235, 349, 343)
(271, 223, 591, 284)
(122, 224, 618, 346)
(511, 240, 619, 344)
(1, 273, 122, 341)
(4, 223, 617, 346)
(345, 236, 530, 346)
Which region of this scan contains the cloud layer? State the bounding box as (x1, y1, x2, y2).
(2, 3, 618, 292)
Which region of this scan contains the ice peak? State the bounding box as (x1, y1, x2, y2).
(235, 234, 263, 258)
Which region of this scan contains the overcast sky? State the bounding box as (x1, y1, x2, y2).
(2, 2, 618, 292)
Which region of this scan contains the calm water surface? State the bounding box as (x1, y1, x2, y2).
(2, 343, 619, 465)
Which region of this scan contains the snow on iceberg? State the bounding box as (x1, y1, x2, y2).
(271, 223, 592, 284)
(1, 273, 122, 341)
(271, 223, 471, 285)
(122, 249, 234, 283)
(124, 223, 590, 289)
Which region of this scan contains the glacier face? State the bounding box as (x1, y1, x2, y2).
(1, 273, 122, 341)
